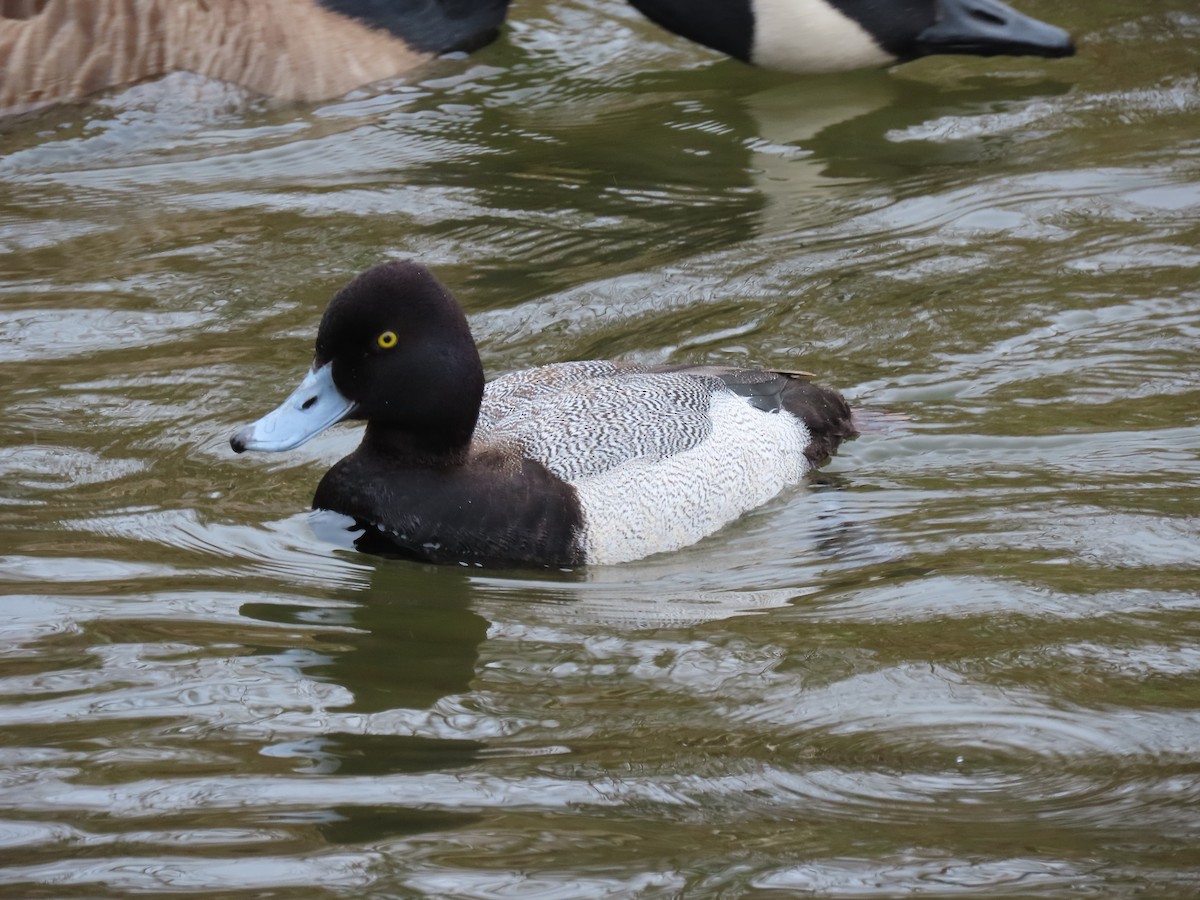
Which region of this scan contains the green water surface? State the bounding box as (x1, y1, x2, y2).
(1, 0, 1198, 895)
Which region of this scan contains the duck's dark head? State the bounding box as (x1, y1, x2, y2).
(231, 261, 484, 460)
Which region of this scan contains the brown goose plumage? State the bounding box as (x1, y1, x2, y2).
(0, 0, 429, 117)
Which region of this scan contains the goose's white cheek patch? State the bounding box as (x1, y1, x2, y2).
(751, 0, 897, 72)
(574, 393, 813, 565)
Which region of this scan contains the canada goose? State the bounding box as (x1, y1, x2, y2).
(1, 0, 1073, 117)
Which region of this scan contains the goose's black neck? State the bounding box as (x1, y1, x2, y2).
(317, 0, 511, 54)
(624, 0, 755, 62)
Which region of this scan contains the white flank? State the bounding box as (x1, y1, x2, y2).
(573, 393, 812, 565)
(751, 0, 896, 72)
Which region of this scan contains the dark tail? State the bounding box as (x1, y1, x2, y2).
(778, 376, 857, 467)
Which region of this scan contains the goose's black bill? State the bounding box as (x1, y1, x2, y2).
(916, 0, 1075, 59)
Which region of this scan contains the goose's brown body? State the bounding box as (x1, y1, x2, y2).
(0, 0, 427, 116)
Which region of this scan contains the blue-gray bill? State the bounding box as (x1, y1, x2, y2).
(230, 362, 356, 453)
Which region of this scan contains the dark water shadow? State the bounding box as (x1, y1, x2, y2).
(241, 560, 489, 716)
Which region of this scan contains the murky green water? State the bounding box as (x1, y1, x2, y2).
(2, 0, 1199, 895)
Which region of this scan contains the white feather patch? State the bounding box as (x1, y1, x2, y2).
(751, 0, 896, 72)
(573, 392, 812, 565)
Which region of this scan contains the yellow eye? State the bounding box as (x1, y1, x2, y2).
(377, 330, 398, 349)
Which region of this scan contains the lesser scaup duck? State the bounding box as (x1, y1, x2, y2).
(229, 261, 857, 567)
(1, 0, 1072, 118)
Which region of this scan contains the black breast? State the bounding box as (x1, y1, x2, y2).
(312, 446, 587, 567)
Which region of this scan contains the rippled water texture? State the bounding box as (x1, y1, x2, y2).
(2, 0, 1199, 895)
